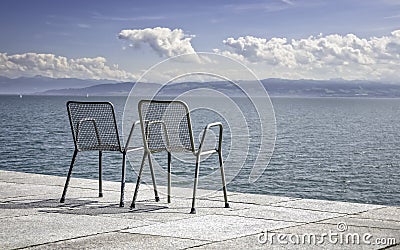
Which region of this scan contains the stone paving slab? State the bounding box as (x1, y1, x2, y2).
(0, 170, 130, 193)
(274, 198, 385, 214)
(191, 231, 399, 250)
(0, 213, 150, 249)
(0, 182, 61, 199)
(124, 214, 299, 241)
(225, 192, 298, 206)
(28, 232, 210, 250)
(189, 233, 281, 250)
(0, 182, 96, 201)
(220, 203, 346, 223)
(351, 207, 400, 222)
(0, 170, 399, 249)
(104, 199, 248, 224)
(135, 183, 235, 200)
(320, 216, 400, 230)
(193, 221, 400, 250)
(267, 221, 400, 249)
(0, 208, 39, 220)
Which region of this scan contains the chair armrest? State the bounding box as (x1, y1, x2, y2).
(197, 122, 223, 156)
(205, 122, 223, 130)
(124, 121, 142, 153)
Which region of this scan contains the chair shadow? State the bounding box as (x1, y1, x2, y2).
(0, 198, 168, 216)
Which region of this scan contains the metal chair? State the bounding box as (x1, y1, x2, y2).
(60, 101, 144, 207)
(130, 100, 230, 214)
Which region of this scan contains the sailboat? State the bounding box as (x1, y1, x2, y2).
(19, 94, 22, 98)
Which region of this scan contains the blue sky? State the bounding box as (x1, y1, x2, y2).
(1, 0, 399, 82)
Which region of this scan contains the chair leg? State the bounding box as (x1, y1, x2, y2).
(120, 151, 126, 207)
(60, 149, 78, 203)
(147, 153, 160, 202)
(218, 151, 230, 208)
(167, 152, 171, 203)
(190, 155, 201, 214)
(130, 152, 147, 209)
(98, 151, 103, 197)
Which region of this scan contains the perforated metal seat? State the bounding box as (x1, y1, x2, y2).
(60, 101, 143, 207)
(131, 100, 229, 214)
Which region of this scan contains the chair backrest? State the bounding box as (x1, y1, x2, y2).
(67, 101, 121, 152)
(138, 100, 195, 153)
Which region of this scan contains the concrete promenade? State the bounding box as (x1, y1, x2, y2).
(0, 170, 398, 249)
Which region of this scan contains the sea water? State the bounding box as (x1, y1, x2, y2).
(0, 95, 399, 206)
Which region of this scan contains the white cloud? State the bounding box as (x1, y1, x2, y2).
(0, 52, 137, 80)
(217, 30, 400, 82)
(118, 27, 196, 57)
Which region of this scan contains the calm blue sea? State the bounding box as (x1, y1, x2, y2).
(0, 95, 399, 206)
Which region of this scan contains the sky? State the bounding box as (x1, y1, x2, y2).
(0, 0, 400, 82)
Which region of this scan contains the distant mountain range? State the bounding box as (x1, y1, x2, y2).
(263, 78, 400, 97)
(2, 75, 400, 97)
(0, 75, 117, 94)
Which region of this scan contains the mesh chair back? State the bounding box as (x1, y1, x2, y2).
(139, 100, 195, 153)
(67, 101, 121, 152)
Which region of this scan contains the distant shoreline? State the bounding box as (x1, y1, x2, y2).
(4, 93, 400, 99)
(3, 75, 400, 98)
